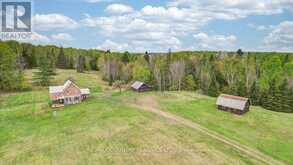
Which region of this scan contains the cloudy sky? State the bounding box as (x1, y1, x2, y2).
(14, 0, 293, 52)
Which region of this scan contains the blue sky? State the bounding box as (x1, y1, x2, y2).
(21, 0, 293, 52)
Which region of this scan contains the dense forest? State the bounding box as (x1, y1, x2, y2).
(0, 40, 292, 113)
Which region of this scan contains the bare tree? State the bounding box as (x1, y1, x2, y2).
(77, 55, 85, 73)
(113, 80, 124, 93)
(100, 55, 120, 84)
(216, 57, 238, 88)
(169, 60, 185, 91)
(245, 54, 257, 95)
(154, 64, 163, 92)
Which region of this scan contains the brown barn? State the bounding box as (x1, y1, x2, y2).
(131, 81, 151, 92)
(49, 80, 90, 108)
(216, 94, 250, 115)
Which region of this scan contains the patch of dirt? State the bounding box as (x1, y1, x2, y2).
(135, 96, 160, 109)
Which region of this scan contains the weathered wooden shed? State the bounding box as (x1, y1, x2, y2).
(216, 94, 250, 115)
(131, 81, 151, 92)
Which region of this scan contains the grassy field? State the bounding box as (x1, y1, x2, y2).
(152, 92, 293, 164)
(0, 69, 292, 164)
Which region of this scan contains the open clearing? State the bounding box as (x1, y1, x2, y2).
(129, 96, 284, 165)
(0, 70, 292, 164)
(122, 92, 293, 164)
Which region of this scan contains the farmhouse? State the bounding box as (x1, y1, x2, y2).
(216, 94, 250, 115)
(49, 80, 90, 108)
(131, 81, 151, 92)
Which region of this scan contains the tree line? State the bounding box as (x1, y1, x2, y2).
(0, 40, 103, 88)
(99, 50, 293, 113)
(0, 40, 292, 112)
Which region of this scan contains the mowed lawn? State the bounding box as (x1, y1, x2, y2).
(152, 92, 293, 164)
(0, 70, 263, 164)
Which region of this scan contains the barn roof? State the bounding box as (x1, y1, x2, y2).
(131, 81, 145, 90)
(216, 94, 249, 111)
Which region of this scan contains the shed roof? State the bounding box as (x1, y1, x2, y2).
(216, 94, 249, 111)
(131, 81, 145, 90)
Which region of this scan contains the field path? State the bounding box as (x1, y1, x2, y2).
(130, 96, 286, 165)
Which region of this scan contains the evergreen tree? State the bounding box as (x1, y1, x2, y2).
(282, 54, 289, 66)
(273, 88, 283, 111)
(48, 48, 56, 75)
(207, 77, 218, 97)
(236, 49, 244, 56)
(250, 81, 261, 105)
(57, 47, 66, 69)
(183, 74, 197, 91)
(68, 55, 75, 69)
(89, 56, 98, 70)
(289, 90, 293, 112)
(33, 52, 54, 86)
(109, 75, 114, 86)
(262, 79, 277, 111)
(121, 51, 130, 64)
(279, 80, 293, 113)
(144, 51, 150, 64)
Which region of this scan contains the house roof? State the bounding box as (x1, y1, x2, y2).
(81, 88, 90, 95)
(49, 86, 64, 93)
(49, 80, 77, 94)
(64, 80, 73, 89)
(216, 94, 249, 111)
(131, 81, 145, 90)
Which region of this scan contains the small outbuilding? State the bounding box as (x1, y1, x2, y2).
(131, 81, 151, 92)
(216, 94, 250, 115)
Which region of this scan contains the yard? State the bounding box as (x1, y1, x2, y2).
(0, 69, 292, 164)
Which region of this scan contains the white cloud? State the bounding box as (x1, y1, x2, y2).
(51, 33, 74, 41)
(167, 0, 293, 19)
(193, 33, 237, 50)
(33, 14, 78, 31)
(97, 40, 130, 51)
(106, 4, 134, 14)
(81, 5, 207, 52)
(248, 23, 275, 31)
(14, 32, 74, 45)
(264, 21, 293, 51)
(82, 1, 293, 52)
(30, 32, 51, 43)
(96, 31, 182, 52)
(25, 32, 74, 45)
